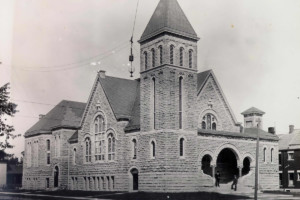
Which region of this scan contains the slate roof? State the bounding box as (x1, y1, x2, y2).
(68, 130, 79, 144)
(279, 129, 300, 150)
(140, 0, 198, 43)
(198, 128, 279, 141)
(197, 70, 212, 92)
(241, 107, 265, 115)
(99, 76, 140, 120)
(25, 100, 86, 138)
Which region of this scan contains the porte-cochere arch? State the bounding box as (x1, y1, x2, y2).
(213, 143, 242, 183)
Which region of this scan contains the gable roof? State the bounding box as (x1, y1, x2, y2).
(140, 0, 198, 43)
(25, 100, 86, 138)
(197, 70, 212, 92)
(198, 128, 279, 141)
(99, 76, 140, 120)
(279, 129, 300, 150)
(241, 107, 265, 115)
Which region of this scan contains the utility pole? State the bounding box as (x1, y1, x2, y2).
(254, 126, 260, 200)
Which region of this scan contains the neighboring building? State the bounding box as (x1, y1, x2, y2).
(279, 125, 300, 189)
(6, 164, 23, 189)
(0, 162, 7, 188)
(0, 162, 23, 189)
(22, 0, 279, 192)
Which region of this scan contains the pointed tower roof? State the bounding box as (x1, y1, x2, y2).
(241, 107, 265, 115)
(139, 0, 198, 43)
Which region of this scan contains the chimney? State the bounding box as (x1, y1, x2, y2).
(289, 125, 294, 134)
(39, 114, 45, 119)
(99, 70, 106, 78)
(268, 127, 276, 134)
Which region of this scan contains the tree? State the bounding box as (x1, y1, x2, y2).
(0, 83, 19, 150)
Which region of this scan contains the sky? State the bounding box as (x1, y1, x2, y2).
(0, 0, 300, 158)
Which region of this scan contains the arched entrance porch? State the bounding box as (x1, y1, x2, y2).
(216, 148, 239, 183)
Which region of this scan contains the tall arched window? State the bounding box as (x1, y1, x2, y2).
(73, 148, 76, 165)
(201, 114, 217, 130)
(27, 142, 32, 167)
(170, 45, 174, 64)
(189, 50, 193, 68)
(159, 45, 163, 65)
(151, 141, 156, 158)
(151, 48, 155, 68)
(153, 78, 156, 130)
(94, 115, 105, 161)
(179, 77, 183, 129)
(144, 52, 148, 70)
(85, 138, 91, 163)
(180, 47, 184, 66)
(263, 147, 267, 162)
(271, 148, 274, 163)
(179, 138, 184, 157)
(132, 139, 137, 159)
(108, 133, 116, 161)
(46, 140, 50, 165)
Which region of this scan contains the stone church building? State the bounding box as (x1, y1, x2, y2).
(22, 0, 279, 192)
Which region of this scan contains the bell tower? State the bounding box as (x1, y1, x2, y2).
(139, 0, 199, 132)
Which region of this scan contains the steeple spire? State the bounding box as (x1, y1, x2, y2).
(140, 0, 198, 43)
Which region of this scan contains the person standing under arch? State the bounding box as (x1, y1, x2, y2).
(215, 171, 220, 187)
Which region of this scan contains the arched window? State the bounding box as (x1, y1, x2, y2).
(201, 114, 217, 130)
(94, 115, 105, 161)
(108, 133, 116, 161)
(159, 45, 163, 65)
(263, 147, 266, 162)
(271, 148, 274, 163)
(179, 138, 184, 157)
(151, 140, 156, 158)
(179, 77, 183, 129)
(180, 47, 184, 66)
(27, 142, 32, 167)
(132, 139, 137, 159)
(151, 48, 155, 68)
(153, 78, 156, 130)
(144, 52, 148, 70)
(73, 148, 76, 165)
(85, 137, 91, 163)
(189, 50, 193, 68)
(170, 45, 174, 64)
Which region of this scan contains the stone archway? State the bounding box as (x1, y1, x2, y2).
(216, 148, 239, 183)
(201, 154, 213, 177)
(242, 157, 251, 176)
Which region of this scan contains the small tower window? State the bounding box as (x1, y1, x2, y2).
(179, 138, 185, 157)
(73, 148, 76, 165)
(151, 48, 155, 68)
(180, 47, 184, 66)
(170, 45, 174, 64)
(179, 77, 183, 129)
(189, 49, 193, 68)
(159, 45, 163, 65)
(201, 114, 217, 130)
(144, 52, 148, 70)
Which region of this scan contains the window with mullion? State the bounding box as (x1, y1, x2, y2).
(95, 115, 106, 161)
